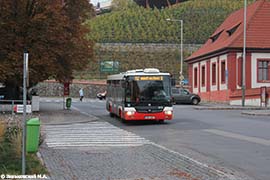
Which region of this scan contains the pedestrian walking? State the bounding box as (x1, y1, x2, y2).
(79, 88, 84, 101)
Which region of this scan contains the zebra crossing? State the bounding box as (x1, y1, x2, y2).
(43, 122, 151, 149)
(42, 121, 240, 180)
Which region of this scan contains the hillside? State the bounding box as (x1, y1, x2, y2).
(80, 0, 254, 80)
(86, 0, 254, 44)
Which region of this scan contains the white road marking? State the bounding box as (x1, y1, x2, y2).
(204, 129, 270, 146)
(43, 122, 150, 148)
(42, 122, 239, 179)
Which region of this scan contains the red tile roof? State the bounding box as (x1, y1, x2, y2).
(186, 0, 270, 62)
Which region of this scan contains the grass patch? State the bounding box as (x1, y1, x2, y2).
(0, 117, 47, 175)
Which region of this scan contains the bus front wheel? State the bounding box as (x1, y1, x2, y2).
(121, 118, 126, 123)
(109, 112, 114, 117)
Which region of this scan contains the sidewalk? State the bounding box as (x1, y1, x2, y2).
(39, 101, 98, 125)
(194, 102, 270, 116)
(39, 96, 100, 103)
(241, 110, 270, 116)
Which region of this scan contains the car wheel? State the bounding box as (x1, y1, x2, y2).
(192, 98, 199, 105)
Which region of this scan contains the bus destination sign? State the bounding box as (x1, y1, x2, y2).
(135, 76, 163, 81)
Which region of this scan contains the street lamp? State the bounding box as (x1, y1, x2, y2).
(242, 0, 247, 106)
(166, 18, 184, 85)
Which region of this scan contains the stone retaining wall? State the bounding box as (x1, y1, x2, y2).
(36, 81, 106, 98)
(98, 43, 202, 53)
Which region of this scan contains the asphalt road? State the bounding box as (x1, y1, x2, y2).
(72, 100, 270, 180)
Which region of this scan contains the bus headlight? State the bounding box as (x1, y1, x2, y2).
(126, 111, 135, 116)
(164, 107, 173, 115)
(124, 107, 136, 116)
(165, 110, 172, 115)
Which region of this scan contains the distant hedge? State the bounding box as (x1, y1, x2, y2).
(86, 0, 253, 44)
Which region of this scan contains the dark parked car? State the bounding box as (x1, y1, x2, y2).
(171, 87, 201, 105)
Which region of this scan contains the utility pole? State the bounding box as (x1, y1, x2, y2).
(22, 50, 28, 174)
(166, 18, 184, 85)
(242, 0, 247, 106)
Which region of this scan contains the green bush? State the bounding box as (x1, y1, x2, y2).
(0, 120, 47, 175)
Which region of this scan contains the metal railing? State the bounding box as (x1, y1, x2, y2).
(0, 100, 31, 115)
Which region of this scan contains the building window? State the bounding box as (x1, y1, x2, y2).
(212, 63, 216, 85)
(226, 23, 241, 36)
(210, 30, 224, 43)
(201, 65, 205, 87)
(221, 61, 226, 84)
(194, 67, 198, 87)
(258, 59, 270, 82)
(237, 57, 242, 86)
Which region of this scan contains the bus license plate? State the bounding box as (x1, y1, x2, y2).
(145, 116, 155, 119)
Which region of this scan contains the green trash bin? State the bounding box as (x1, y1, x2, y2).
(66, 98, 72, 109)
(26, 118, 40, 153)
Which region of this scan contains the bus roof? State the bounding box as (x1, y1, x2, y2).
(107, 68, 171, 81)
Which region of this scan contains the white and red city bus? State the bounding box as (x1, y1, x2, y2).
(106, 68, 173, 122)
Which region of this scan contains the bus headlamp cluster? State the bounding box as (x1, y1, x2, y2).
(126, 111, 135, 116)
(124, 107, 136, 116)
(164, 110, 172, 115)
(163, 107, 173, 116)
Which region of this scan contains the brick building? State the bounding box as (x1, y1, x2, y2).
(185, 0, 270, 106)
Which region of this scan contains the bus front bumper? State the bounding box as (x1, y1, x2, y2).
(124, 109, 173, 121)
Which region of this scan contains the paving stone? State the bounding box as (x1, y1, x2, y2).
(39, 102, 251, 180)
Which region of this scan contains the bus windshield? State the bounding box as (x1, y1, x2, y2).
(126, 75, 171, 103)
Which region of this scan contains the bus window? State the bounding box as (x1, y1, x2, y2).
(171, 77, 176, 86)
(128, 76, 171, 103)
(125, 90, 131, 102)
(125, 81, 131, 102)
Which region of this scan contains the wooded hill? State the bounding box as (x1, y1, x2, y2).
(87, 0, 254, 44)
(81, 0, 254, 80)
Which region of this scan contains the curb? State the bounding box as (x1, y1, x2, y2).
(241, 111, 270, 116)
(194, 107, 270, 110)
(36, 151, 45, 166)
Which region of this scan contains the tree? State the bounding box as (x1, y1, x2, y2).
(166, 0, 171, 7)
(58, 0, 95, 82)
(146, 0, 150, 8)
(0, 0, 94, 99)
